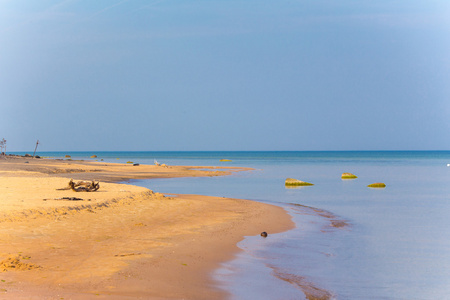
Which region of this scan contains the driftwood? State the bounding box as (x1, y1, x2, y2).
(69, 179, 100, 192)
(59, 179, 100, 192)
(61, 197, 84, 200)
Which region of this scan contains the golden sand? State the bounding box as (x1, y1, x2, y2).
(0, 156, 294, 299)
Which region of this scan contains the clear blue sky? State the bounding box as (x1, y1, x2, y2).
(1, 0, 449, 151)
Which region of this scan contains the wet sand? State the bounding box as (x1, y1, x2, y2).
(0, 156, 294, 299)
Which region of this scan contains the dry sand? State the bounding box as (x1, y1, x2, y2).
(0, 156, 294, 299)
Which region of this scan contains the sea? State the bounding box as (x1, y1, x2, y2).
(22, 151, 450, 299)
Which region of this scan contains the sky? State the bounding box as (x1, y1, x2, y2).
(1, 0, 449, 151)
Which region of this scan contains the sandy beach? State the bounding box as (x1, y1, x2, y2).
(0, 156, 294, 299)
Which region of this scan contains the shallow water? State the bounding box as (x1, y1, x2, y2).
(30, 151, 450, 299)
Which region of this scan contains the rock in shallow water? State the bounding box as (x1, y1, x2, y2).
(285, 178, 314, 186)
(341, 172, 357, 179)
(368, 182, 386, 188)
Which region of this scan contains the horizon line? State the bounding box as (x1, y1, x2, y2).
(6, 149, 450, 153)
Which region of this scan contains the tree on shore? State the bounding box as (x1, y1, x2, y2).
(0, 138, 6, 155)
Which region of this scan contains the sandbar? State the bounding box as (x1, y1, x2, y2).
(0, 156, 294, 299)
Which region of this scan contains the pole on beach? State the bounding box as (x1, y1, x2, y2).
(32, 140, 39, 158)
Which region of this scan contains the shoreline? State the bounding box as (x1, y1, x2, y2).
(0, 156, 294, 299)
(0, 155, 253, 182)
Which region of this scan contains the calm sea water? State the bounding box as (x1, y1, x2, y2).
(27, 151, 450, 299)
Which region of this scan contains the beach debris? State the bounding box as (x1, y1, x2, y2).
(220, 159, 232, 162)
(126, 161, 133, 164)
(133, 163, 140, 166)
(367, 182, 386, 188)
(91, 155, 97, 158)
(61, 197, 84, 201)
(114, 253, 142, 257)
(261, 232, 268, 238)
(341, 172, 358, 179)
(65, 155, 71, 158)
(285, 178, 314, 186)
(32, 140, 39, 158)
(58, 179, 100, 192)
(44, 197, 85, 201)
(154, 160, 169, 167)
(70, 179, 100, 192)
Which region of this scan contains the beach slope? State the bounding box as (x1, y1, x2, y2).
(0, 157, 293, 299)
